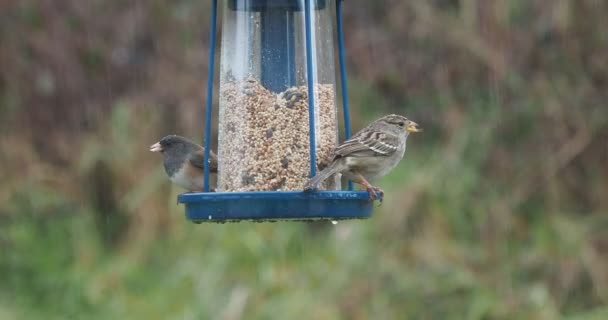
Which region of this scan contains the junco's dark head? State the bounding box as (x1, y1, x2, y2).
(150, 135, 217, 191)
(150, 135, 196, 154)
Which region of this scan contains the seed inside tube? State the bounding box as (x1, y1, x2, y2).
(218, 79, 339, 192)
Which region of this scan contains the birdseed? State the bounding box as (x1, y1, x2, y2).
(218, 78, 338, 191)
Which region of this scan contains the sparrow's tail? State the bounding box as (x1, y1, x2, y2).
(304, 159, 346, 191)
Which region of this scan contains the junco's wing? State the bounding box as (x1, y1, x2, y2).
(335, 129, 400, 158)
(188, 149, 218, 172)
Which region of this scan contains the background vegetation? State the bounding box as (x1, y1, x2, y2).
(1, 0, 607, 319)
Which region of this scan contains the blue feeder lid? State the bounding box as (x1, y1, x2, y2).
(228, 0, 327, 11)
(178, 191, 379, 223)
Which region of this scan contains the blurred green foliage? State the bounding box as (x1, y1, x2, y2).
(1, 0, 608, 319)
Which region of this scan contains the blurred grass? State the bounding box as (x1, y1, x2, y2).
(1, 0, 608, 319)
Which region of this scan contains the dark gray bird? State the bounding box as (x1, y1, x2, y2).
(304, 114, 421, 200)
(150, 135, 217, 192)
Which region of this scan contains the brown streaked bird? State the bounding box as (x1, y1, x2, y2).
(150, 135, 218, 192)
(304, 114, 421, 200)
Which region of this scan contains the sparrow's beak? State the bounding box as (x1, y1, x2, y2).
(149, 142, 163, 152)
(406, 121, 422, 133)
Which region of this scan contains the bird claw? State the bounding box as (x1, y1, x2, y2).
(303, 182, 318, 192)
(373, 187, 384, 201)
(366, 186, 384, 203)
(303, 186, 316, 193)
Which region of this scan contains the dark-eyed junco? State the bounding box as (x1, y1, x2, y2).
(150, 135, 218, 192)
(304, 114, 421, 200)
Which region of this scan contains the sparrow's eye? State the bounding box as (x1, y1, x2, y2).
(397, 121, 405, 127)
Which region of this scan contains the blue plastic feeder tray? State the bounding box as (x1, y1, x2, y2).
(178, 191, 379, 223)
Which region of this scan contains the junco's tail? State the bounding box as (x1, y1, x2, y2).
(304, 160, 346, 191)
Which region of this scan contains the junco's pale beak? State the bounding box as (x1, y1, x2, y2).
(150, 142, 163, 152)
(406, 121, 422, 133)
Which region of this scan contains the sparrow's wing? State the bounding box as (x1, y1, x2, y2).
(335, 130, 400, 158)
(189, 149, 218, 172)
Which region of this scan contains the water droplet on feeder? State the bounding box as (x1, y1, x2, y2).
(331, 220, 338, 225)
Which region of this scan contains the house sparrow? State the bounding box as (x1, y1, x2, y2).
(304, 114, 421, 200)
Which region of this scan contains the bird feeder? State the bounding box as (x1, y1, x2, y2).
(178, 0, 380, 222)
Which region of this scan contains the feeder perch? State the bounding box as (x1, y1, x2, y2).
(178, 0, 381, 222)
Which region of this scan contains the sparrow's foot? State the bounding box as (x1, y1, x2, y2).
(372, 187, 384, 202)
(366, 186, 384, 202)
(303, 182, 317, 192)
(365, 187, 377, 201)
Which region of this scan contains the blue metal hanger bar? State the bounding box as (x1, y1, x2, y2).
(336, 0, 350, 139)
(203, 0, 218, 192)
(304, 0, 317, 178)
(336, 0, 353, 190)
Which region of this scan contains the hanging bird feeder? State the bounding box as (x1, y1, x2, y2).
(178, 0, 379, 222)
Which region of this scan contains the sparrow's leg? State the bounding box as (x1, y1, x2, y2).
(351, 173, 382, 201)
